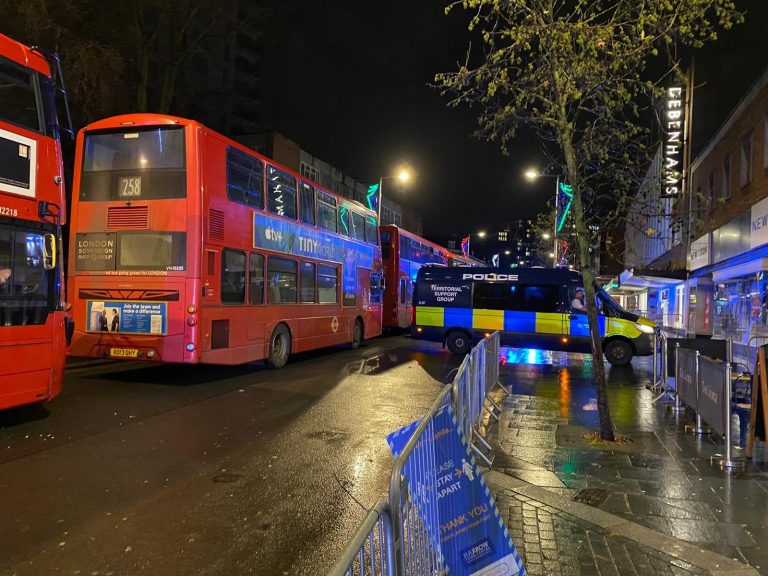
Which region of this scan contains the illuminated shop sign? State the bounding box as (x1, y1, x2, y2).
(662, 86, 685, 198)
(687, 234, 710, 271)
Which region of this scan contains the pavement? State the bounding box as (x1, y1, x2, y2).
(482, 349, 768, 576)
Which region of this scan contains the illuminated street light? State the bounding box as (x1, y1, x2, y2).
(372, 165, 413, 221)
(524, 166, 562, 265)
(524, 169, 538, 181)
(504, 250, 511, 255)
(542, 232, 551, 240)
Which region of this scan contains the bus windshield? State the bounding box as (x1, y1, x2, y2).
(0, 56, 40, 132)
(0, 224, 55, 326)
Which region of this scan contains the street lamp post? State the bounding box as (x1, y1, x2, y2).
(525, 167, 562, 265)
(376, 168, 411, 222)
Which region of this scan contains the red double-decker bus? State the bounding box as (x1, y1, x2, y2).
(0, 34, 71, 409)
(67, 113, 384, 367)
(379, 225, 450, 329)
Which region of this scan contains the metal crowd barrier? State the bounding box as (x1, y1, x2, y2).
(673, 339, 745, 470)
(452, 334, 504, 466)
(328, 500, 396, 576)
(650, 331, 670, 398)
(329, 332, 507, 576)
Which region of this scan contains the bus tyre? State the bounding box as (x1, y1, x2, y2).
(350, 319, 363, 350)
(267, 324, 291, 369)
(446, 331, 471, 356)
(605, 339, 633, 366)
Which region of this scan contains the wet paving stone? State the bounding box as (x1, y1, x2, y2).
(488, 349, 768, 573)
(493, 488, 711, 576)
(573, 487, 609, 506)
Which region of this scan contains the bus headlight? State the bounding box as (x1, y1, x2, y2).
(186, 343, 196, 352)
(637, 324, 655, 334)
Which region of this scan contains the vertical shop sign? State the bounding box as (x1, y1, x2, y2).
(662, 86, 685, 198)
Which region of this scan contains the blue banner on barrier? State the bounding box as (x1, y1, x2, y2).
(387, 405, 525, 576)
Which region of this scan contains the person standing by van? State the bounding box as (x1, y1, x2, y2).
(571, 288, 586, 311)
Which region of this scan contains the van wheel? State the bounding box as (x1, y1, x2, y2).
(267, 324, 291, 369)
(605, 339, 633, 366)
(446, 331, 471, 355)
(350, 319, 363, 350)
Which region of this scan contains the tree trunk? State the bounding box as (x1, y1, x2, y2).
(560, 113, 616, 442)
(571, 186, 615, 441)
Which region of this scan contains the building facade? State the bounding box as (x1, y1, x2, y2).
(616, 67, 768, 342)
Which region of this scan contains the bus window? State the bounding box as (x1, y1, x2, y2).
(221, 249, 246, 303)
(249, 253, 264, 305)
(350, 211, 365, 241)
(227, 148, 264, 208)
(118, 232, 186, 270)
(365, 216, 377, 246)
(400, 278, 407, 305)
(317, 191, 337, 232)
(318, 265, 338, 303)
(268, 257, 298, 304)
(0, 57, 39, 132)
(300, 182, 315, 225)
(80, 127, 186, 200)
(370, 272, 383, 304)
(266, 165, 297, 219)
(338, 207, 350, 237)
(300, 261, 316, 303)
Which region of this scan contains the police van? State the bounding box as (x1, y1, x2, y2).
(411, 267, 656, 366)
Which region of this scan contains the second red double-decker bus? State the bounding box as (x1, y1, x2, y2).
(0, 34, 71, 409)
(379, 225, 450, 329)
(67, 114, 383, 367)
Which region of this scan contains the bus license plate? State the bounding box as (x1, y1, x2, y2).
(110, 348, 139, 358)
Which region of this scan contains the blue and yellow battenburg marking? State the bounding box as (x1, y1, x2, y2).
(416, 306, 640, 338)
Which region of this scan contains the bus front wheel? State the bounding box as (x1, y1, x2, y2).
(446, 330, 471, 355)
(268, 324, 291, 369)
(604, 339, 633, 366)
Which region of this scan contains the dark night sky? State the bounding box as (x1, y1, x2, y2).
(259, 0, 768, 239)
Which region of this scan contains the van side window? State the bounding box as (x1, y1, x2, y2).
(523, 285, 559, 312)
(473, 282, 559, 312)
(473, 282, 516, 310)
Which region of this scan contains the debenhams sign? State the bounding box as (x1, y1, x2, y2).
(663, 87, 685, 198)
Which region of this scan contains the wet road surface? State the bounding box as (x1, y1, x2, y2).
(0, 335, 461, 575)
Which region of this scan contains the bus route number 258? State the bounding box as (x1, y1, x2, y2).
(118, 177, 142, 198)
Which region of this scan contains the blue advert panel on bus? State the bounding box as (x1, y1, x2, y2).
(86, 301, 168, 335)
(253, 213, 374, 268)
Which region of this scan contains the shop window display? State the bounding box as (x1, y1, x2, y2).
(713, 273, 768, 343)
